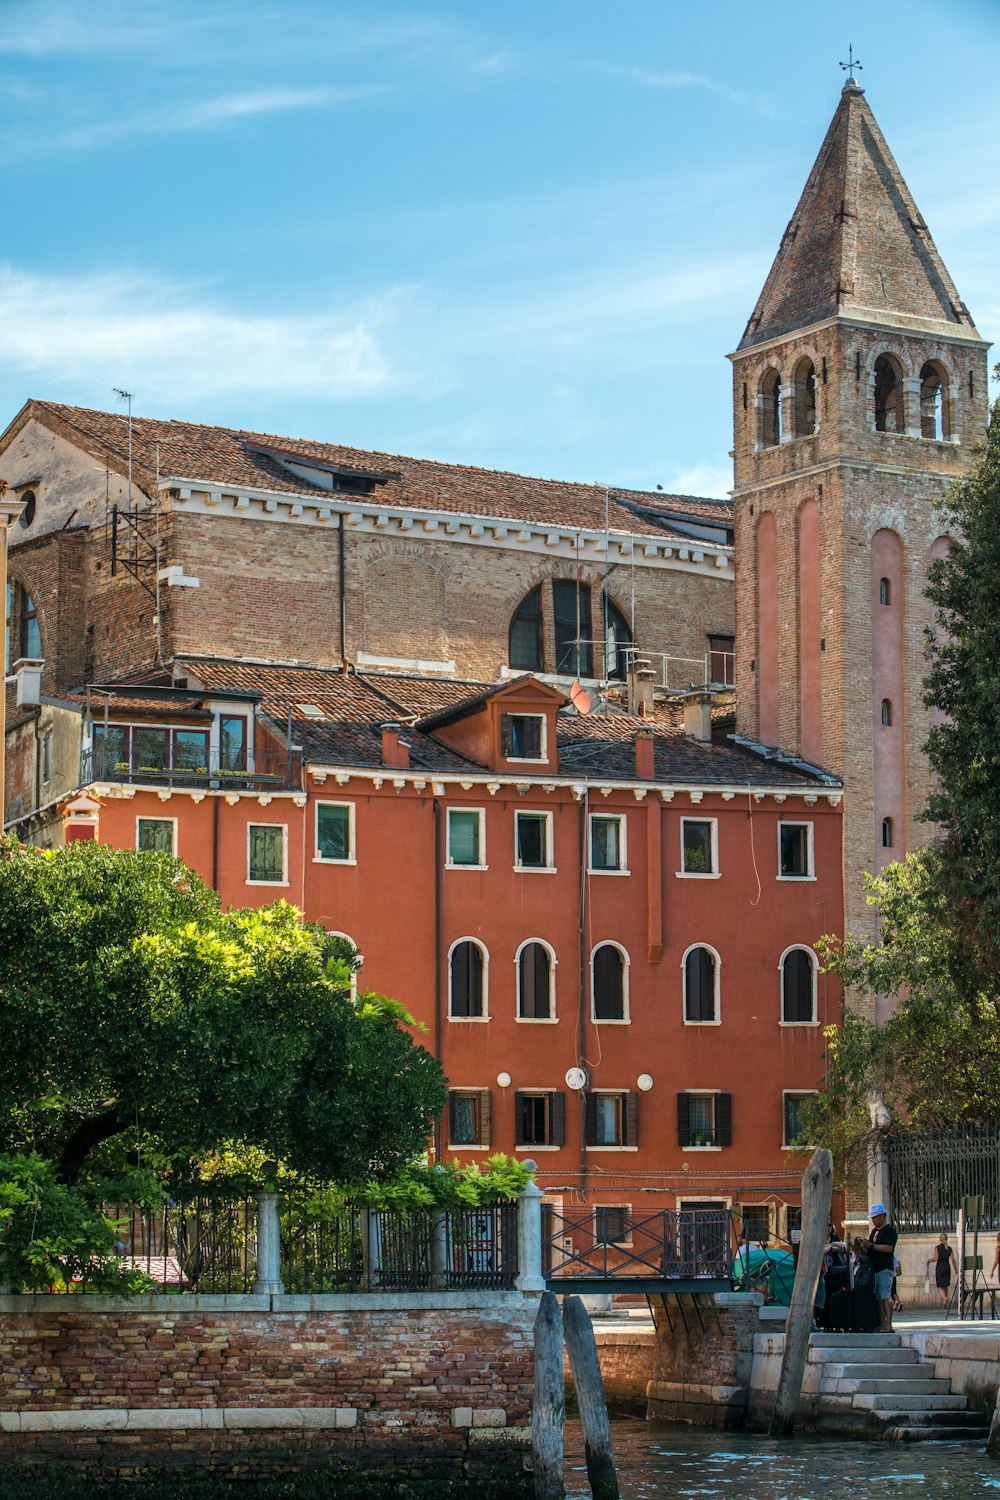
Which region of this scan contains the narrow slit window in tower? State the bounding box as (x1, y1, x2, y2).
(874, 354, 904, 433)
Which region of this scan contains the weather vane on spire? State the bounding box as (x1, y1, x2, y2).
(840, 45, 863, 85)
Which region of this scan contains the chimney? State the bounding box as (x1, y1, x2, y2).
(683, 693, 713, 744)
(381, 723, 410, 769)
(635, 727, 655, 780)
(14, 657, 43, 708)
(627, 666, 656, 717)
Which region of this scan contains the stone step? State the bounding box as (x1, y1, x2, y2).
(853, 1392, 969, 1412)
(821, 1377, 954, 1397)
(820, 1360, 923, 1380)
(810, 1333, 901, 1349)
(814, 1349, 920, 1368)
(883, 1424, 990, 1444)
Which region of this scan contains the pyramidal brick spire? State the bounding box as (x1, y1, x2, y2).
(738, 80, 981, 349)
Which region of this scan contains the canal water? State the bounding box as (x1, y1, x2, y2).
(564, 1421, 998, 1498)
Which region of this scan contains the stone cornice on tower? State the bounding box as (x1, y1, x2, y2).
(737, 82, 987, 350)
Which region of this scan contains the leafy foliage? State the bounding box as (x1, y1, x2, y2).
(0, 1152, 157, 1294)
(0, 838, 445, 1187)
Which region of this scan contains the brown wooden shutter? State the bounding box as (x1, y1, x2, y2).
(625, 1091, 639, 1147)
(716, 1092, 732, 1147)
(677, 1092, 691, 1147)
(448, 1092, 458, 1143)
(514, 1092, 525, 1147)
(584, 1093, 597, 1146)
(551, 1091, 566, 1147)
(479, 1088, 492, 1147)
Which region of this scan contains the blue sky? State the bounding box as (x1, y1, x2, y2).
(2, 0, 997, 498)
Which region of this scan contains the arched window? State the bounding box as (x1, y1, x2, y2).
(450, 939, 487, 1019)
(18, 490, 36, 529)
(881, 698, 892, 726)
(781, 947, 816, 1024)
(602, 596, 632, 681)
(792, 358, 817, 438)
(324, 931, 362, 1000)
(509, 586, 543, 672)
(879, 577, 891, 606)
(517, 940, 553, 1020)
(592, 943, 627, 1021)
(683, 944, 719, 1024)
(882, 817, 894, 849)
(874, 354, 904, 433)
(20, 589, 41, 661)
(553, 580, 592, 677)
(760, 368, 782, 448)
(920, 361, 951, 441)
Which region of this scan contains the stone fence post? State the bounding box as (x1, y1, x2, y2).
(517, 1167, 546, 1293)
(253, 1190, 284, 1296)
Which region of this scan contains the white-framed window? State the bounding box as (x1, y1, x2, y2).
(739, 1204, 775, 1244)
(501, 712, 546, 762)
(586, 1090, 638, 1149)
(447, 1088, 492, 1149)
(514, 810, 554, 871)
(780, 945, 818, 1024)
(446, 807, 486, 868)
(515, 1090, 566, 1149)
(136, 816, 176, 855)
(594, 1204, 632, 1246)
(449, 937, 489, 1021)
(677, 1090, 732, 1149)
(247, 823, 287, 884)
(783, 1090, 818, 1148)
(778, 821, 814, 879)
(591, 942, 629, 1023)
(682, 943, 721, 1025)
(679, 817, 718, 876)
(589, 812, 627, 873)
(315, 801, 355, 863)
(516, 938, 556, 1021)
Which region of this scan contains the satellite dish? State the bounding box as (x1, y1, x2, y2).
(565, 1066, 588, 1091)
(570, 681, 593, 715)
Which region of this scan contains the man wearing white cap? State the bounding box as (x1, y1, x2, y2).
(866, 1204, 899, 1333)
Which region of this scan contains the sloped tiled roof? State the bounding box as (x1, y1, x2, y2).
(739, 83, 982, 349)
(7, 400, 733, 542)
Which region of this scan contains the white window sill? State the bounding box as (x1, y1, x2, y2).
(777, 873, 816, 882)
(591, 1017, 630, 1025)
(587, 1145, 639, 1152)
(588, 867, 630, 877)
(445, 863, 489, 871)
(683, 1018, 721, 1027)
(505, 756, 547, 765)
(447, 1015, 490, 1024)
(246, 878, 289, 886)
(779, 1019, 820, 1028)
(515, 1145, 561, 1153)
(447, 1143, 489, 1152)
(515, 864, 558, 874)
(313, 856, 357, 866)
(516, 1016, 559, 1024)
(682, 1145, 723, 1152)
(675, 870, 721, 880)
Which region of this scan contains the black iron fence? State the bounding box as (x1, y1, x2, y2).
(29, 1191, 519, 1296)
(542, 1205, 733, 1289)
(888, 1127, 1000, 1232)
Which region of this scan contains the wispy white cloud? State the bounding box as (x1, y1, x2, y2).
(582, 63, 781, 119)
(0, 265, 393, 404)
(57, 84, 384, 149)
(662, 463, 732, 500)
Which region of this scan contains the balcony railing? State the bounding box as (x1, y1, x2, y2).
(622, 646, 735, 692)
(82, 747, 302, 792)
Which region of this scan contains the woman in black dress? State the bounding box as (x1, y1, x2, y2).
(927, 1233, 957, 1309)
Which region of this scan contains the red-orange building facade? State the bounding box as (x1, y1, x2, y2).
(55, 661, 843, 1239)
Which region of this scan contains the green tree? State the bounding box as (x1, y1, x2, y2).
(0, 837, 445, 1185)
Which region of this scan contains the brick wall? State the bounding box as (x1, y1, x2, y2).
(0, 1291, 534, 1485)
(643, 1291, 766, 1427)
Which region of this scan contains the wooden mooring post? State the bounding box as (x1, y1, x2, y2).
(769, 1146, 833, 1437)
(532, 1290, 565, 1500)
(563, 1295, 620, 1500)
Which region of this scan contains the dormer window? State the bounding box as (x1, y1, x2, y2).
(502, 712, 544, 761)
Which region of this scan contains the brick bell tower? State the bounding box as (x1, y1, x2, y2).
(729, 75, 990, 1008)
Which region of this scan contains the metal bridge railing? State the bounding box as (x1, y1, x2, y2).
(542, 1206, 733, 1287)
